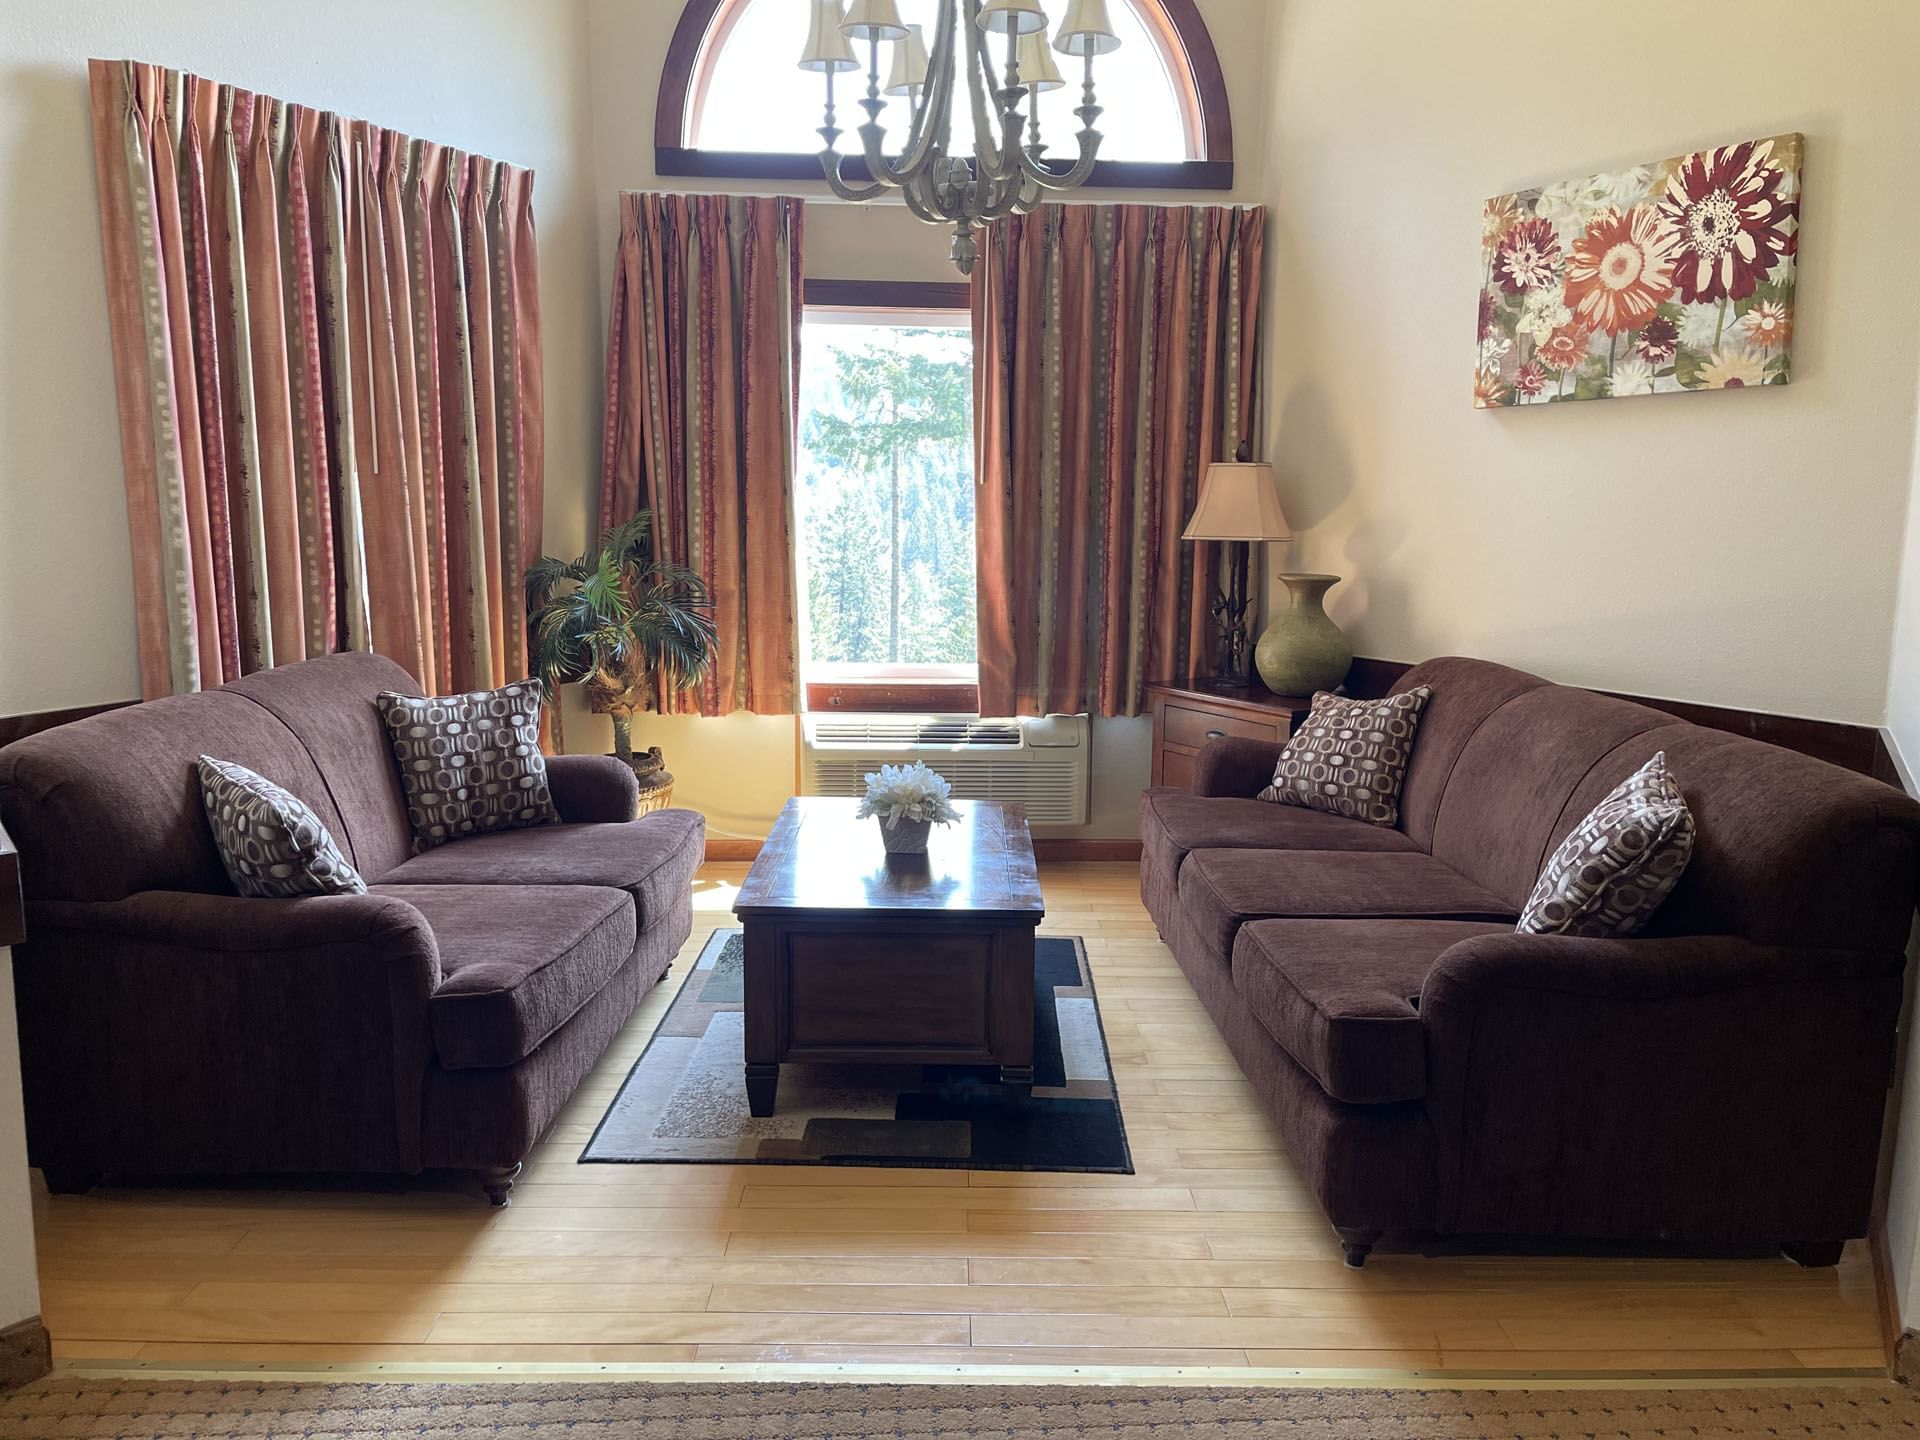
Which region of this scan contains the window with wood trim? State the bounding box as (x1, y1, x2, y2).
(797, 281, 979, 715)
(658, 0, 1235, 191)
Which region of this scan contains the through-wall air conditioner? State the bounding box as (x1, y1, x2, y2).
(800, 713, 1090, 826)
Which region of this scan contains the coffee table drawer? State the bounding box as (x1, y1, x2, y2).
(784, 932, 994, 1057)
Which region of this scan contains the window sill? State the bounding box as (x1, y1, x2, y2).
(805, 680, 980, 715)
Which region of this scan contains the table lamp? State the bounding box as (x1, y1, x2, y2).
(1182, 460, 1292, 685)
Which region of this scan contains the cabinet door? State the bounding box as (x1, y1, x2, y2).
(1159, 746, 1197, 792)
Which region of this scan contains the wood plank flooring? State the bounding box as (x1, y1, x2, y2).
(31, 862, 1886, 1377)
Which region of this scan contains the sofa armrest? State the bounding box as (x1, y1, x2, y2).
(40, 889, 442, 969)
(17, 890, 443, 1175)
(546, 753, 640, 823)
(1192, 737, 1286, 797)
(1419, 930, 1905, 1241)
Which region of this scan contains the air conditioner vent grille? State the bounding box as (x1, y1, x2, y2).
(809, 717, 1023, 747)
(800, 713, 1090, 826)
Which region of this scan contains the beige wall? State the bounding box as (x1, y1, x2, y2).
(1255, 0, 1920, 723)
(0, 0, 602, 716)
(0, 951, 38, 1331)
(564, 0, 1275, 839)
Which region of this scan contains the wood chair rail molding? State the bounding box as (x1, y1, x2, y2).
(656, 0, 1235, 191)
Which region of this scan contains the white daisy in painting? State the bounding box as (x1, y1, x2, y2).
(1607, 356, 1656, 397)
(1477, 333, 1512, 374)
(1699, 347, 1768, 389)
(1516, 291, 1573, 345)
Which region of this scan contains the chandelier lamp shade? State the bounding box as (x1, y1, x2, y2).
(799, 0, 1123, 273)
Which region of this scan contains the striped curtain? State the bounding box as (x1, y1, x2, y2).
(599, 193, 803, 717)
(972, 204, 1266, 719)
(88, 59, 543, 700)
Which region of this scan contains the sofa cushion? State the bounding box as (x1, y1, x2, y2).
(0, 690, 346, 903)
(379, 883, 636, 1070)
(1232, 918, 1513, 1103)
(1141, 788, 1416, 893)
(1178, 847, 1516, 970)
(197, 756, 367, 899)
(377, 683, 561, 855)
(225, 652, 423, 883)
(1258, 687, 1432, 828)
(382, 809, 706, 932)
(1520, 751, 1694, 938)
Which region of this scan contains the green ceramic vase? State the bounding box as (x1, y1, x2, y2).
(1255, 573, 1353, 696)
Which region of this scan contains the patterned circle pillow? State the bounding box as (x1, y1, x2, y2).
(1257, 686, 1432, 828)
(197, 756, 367, 899)
(376, 681, 559, 855)
(1518, 751, 1694, 938)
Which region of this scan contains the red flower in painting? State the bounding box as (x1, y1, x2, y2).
(1512, 361, 1548, 397)
(1495, 217, 1561, 294)
(1477, 289, 1499, 341)
(1635, 315, 1679, 364)
(1657, 139, 1796, 304)
(1562, 204, 1677, 336)
(1537, 323, 1593, 373)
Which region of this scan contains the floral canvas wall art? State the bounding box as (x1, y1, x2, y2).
(1475, 133, 1801, 408)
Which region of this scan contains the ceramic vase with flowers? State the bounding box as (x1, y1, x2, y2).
(856, 761, 961, 855)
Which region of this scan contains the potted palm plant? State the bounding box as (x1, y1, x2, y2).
(525, 511, 717, 813)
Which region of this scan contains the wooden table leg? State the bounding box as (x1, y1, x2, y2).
(994, 924, 1036, 1092)
(745, 1062, 780, 1117)
(742, 921, 782, 1117)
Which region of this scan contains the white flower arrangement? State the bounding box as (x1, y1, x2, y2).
(855, 761, 961, 831)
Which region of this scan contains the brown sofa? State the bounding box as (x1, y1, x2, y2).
(0, 652, 703, 1204)
(1140, 656, 1920, 1265)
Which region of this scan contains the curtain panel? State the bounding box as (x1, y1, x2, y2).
(599, 192, 803, 717)
(972, 204, 1266, 719)
(88, 59, 543, 700)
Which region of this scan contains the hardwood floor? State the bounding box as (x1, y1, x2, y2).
(31, 862, 1887, 1378)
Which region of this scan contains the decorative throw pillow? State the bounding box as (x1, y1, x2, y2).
(376, 681, 559, 855)
(1257, 686, 1432, 828)
(1518, 751, 1694, 938)
(197, 756, 367, 899)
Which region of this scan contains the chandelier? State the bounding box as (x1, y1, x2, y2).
(799, 0, 1122, 274)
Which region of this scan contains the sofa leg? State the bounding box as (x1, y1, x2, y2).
(1335, 1226, 1381, 1268)
(479, 1163, 522, 1208)
(1780, 1240, 1845, 1268)
(39, 1167, 101, 1196)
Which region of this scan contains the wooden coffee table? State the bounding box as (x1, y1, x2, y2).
(731, 797, 1046, 1117)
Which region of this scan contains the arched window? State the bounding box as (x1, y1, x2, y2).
(657, 0, 1233, 189)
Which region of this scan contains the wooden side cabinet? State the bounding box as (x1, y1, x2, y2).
(1146, 682, 1313, 790)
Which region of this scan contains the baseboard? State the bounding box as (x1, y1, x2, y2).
(0, 1315, 51, 1391)
(705, 837, 1143, 863)
(1872, 1222, 1902, 1377)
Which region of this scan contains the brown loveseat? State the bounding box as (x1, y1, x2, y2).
(0, 652, 703, 1204)
(1140, 656, 1920, 1266)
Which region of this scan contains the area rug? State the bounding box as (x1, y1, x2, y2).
(9, 1378, 1920, 1439)
(582, 931, 1131, 1172)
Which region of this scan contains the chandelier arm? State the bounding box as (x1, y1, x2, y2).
(1017, 128, 1102, 191)
(817, 149, 891, 202)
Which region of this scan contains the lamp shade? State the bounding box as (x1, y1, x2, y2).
(1182, 462, 1292, 541)
(1016, 29, 1065, 91)
(799, 0, 860, 71)
(1055, 0, 1122, 55)
(884, 22, 931, 95)
(977, 0, 1049, 36)
(841, 0, 908, 42)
